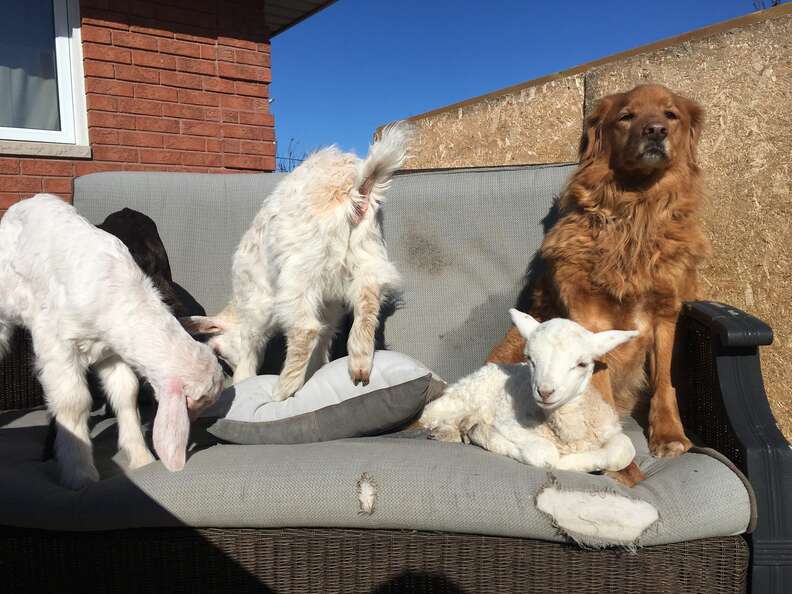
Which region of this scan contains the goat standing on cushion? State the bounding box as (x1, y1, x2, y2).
(184, 123, 409, 400)
(0, 195, 224, 489)
(420, 309, 640, 476)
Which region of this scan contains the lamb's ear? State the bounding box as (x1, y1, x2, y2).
(179, 316, 224, 336)
(589, 330, 639, 359)
(153, 379, 190, 472)
(509, 308, 541, 340)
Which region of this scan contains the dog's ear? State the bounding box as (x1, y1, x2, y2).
(579, 94, 619, 164)
(679, 95, 704, 164)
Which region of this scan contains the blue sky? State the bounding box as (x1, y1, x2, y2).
(271, 0, 767, 163)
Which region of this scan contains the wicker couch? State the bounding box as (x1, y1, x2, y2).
(0, 165, 789, 594)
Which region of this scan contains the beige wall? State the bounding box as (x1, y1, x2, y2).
(397, 6, 792, 439)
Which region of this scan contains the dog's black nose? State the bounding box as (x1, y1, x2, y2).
(643, 123, 667, 138)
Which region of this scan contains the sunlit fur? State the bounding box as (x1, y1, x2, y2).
(487, 85, 710, 459)
(421, 309, 638, 474)
(0, 195, 224, 489)
(184, 123, 410, 400)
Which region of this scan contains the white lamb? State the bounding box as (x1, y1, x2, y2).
(420, 309, 639, 474)
(184, 123, 409, 400)
(0, 194, 224, 489)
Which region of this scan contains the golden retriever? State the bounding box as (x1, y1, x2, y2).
(487, 84, 710, 484)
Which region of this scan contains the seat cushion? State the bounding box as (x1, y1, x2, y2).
(0, 406, 753, 547)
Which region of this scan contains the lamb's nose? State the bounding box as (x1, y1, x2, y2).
(538, 387, 555, 401)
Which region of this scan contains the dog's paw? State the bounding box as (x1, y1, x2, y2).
(348, 353, 373, 386)
(650, 435, 692, 458)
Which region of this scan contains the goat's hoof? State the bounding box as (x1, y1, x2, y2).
(650, 436, 691, 458)
(127, 449, 156, 470)
(60, 464, 100, 490)
(349, 355, 372, 386)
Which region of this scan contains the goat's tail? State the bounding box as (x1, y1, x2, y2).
(356, 121, 412, 198)
(0, 320, 13, 362)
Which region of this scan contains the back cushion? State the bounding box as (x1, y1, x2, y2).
(74, 164, 574, 382)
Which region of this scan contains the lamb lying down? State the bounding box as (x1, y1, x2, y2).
(0, 195, 224, 489)
(420, 309, 640, 475)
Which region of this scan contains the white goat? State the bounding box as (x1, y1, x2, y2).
(0, 195, 224, 489)
(184, 123, 408, 400)
(420, 309, 639, 473)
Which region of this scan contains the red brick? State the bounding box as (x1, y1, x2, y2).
(182, 152, 222, 167)
(218, 37, 258, 51)
(115, 64, 160, 84)
(218, 63, 269, 82)
(206, 138, 222, 152)
(118, 97, 163, 116)
(81, 10, 129, 31)
(174, 30, 215, 44)
(0, 195, 22, 210)
(222, 110, 239, 123)
(203, 78, 235, 94)
(220, 94, 267, 111)
(216, 47, 235, 62)
(74, 162, 123, 176)
(139, 149, 182, 165)
(43, 178, 73, 193)
(136, 116, 180, 133)
(112, 31, 159, 51)
(81, 25, 112, 44)
(164, 136, 205, 151)
(221, 123, 261, 140)
(134, 83, 179, 102)
(239, 140, 276, 156)
(223, 154, 269, 170)
(93, 146, 140, 162)
(177, 57, 216, 76)
(90, 128, 120, 144)
(20, 160, 74, 176)
(234, 81, 268, 97)
(0, 159, 19, 174)
(132, 49, 179, 71)
(86, 78, 135, 97)
(87, 94, 118, 111)
(178, 89, 220, 107)
(160, 71, 203, 89)
(89, 111, 136, 130)
(203, 108, 220, 122)
(84, 60, 116, 78)
(158, 38, 201, 58)
(181, 121, 220, 137)
(235, 49, 269, 67)
(221, 139, 240, 153)
(118, 131, 164, 148)
(162, 103, 204, 120)
(199, 45, 218, 60)
(181, 166, 211, 173)
(0, 176, 42, 193)
(83, 42, 131, 64)
(238, 111, 275, 126)
(130, 22, 174, 39)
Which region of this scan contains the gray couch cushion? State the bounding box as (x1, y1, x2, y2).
(0, 407, 752, 545)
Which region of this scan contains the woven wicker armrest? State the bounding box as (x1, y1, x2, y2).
(0, 327, 44, 411)
(679, 300, 791, 594)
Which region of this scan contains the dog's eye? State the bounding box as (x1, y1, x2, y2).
(665, 111, 677, 120)
(619, 113, 634, 122)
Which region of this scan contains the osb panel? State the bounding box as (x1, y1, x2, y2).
(404, 75, 584, 169)
(585, 14, 792, 441)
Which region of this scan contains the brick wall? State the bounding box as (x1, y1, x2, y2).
(0, 0, 275, 214)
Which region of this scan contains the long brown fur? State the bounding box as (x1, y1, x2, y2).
(487, 85, 711, 480)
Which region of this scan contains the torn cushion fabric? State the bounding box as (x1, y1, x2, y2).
(204, 351, 445, 444)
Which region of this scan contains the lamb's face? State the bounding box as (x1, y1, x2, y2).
(182, 343, 225, 418)
(509, 309, 639, 411)
(523, 319, 595, 410)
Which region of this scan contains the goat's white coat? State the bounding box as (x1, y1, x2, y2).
(420, 309, 639, 473)
(0, 195, 224, 489)
(186, 124, 409, 400)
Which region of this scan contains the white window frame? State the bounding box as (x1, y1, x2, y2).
(0, 0, 88, 146)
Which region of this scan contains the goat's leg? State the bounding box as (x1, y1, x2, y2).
(0, 319, 13, 359)
(347, 284, 381, 386)
(34, 335, 97, 489)
(556, 434, 636, 473)
(96, 356, 154, 469)
(273, 300, 323, 401)
(470, 423, 560, 468)
(306, 302, 344, 381)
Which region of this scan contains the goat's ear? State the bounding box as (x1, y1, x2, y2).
(589, 330, 639, 359)
(152, 379, 189, 472)
(578, 94, 619, 164)
(179, 316, 224, 336)
(510, 308, 541, 340)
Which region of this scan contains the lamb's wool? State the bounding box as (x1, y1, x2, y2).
(0, 195, 224, 489)
(186, 123, 409, 400)
(420, 310, 637, 473)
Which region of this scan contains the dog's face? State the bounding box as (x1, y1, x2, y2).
(580, 84, 703, 177)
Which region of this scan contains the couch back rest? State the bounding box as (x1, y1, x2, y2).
(75, 164, 574, 381)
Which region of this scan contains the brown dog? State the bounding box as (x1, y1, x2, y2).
(487, 85, 710, 478)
